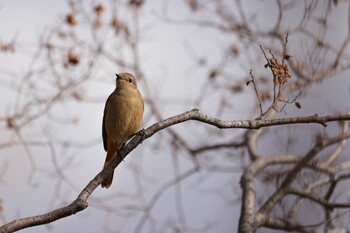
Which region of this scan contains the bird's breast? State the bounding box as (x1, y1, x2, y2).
(105, 91, 143, 144)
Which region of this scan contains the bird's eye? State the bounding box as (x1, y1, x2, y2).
(128, 78, 133, 83)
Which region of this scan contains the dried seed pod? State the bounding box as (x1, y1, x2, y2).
(66, 14, 77, 26)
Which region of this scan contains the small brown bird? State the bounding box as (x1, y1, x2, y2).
(101, 73, 144, 188)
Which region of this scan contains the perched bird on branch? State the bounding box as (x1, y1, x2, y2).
(101, 72, 144, 188)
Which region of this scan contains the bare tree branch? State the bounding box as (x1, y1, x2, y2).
(2, 109, 350, 233)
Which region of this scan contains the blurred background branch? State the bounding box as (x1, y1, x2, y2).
(1, 0, 350, 232)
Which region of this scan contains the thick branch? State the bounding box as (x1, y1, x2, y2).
(142, 109, 350, 135)
(1, 109, 350, 233)
(0, 200, 88, 233)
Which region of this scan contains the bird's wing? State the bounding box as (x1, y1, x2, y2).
(102, 94, 113, 151)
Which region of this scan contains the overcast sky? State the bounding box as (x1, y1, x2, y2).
(1, 1, 350, 233)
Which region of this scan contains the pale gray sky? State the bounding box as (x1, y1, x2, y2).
(1, 1, 350, 233)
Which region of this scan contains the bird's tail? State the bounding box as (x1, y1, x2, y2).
(101, 145, 118, 188)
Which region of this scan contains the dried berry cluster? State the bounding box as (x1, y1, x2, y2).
(265, 58, 291, 86)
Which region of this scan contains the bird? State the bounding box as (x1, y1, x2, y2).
(101, 72, 144, 188)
